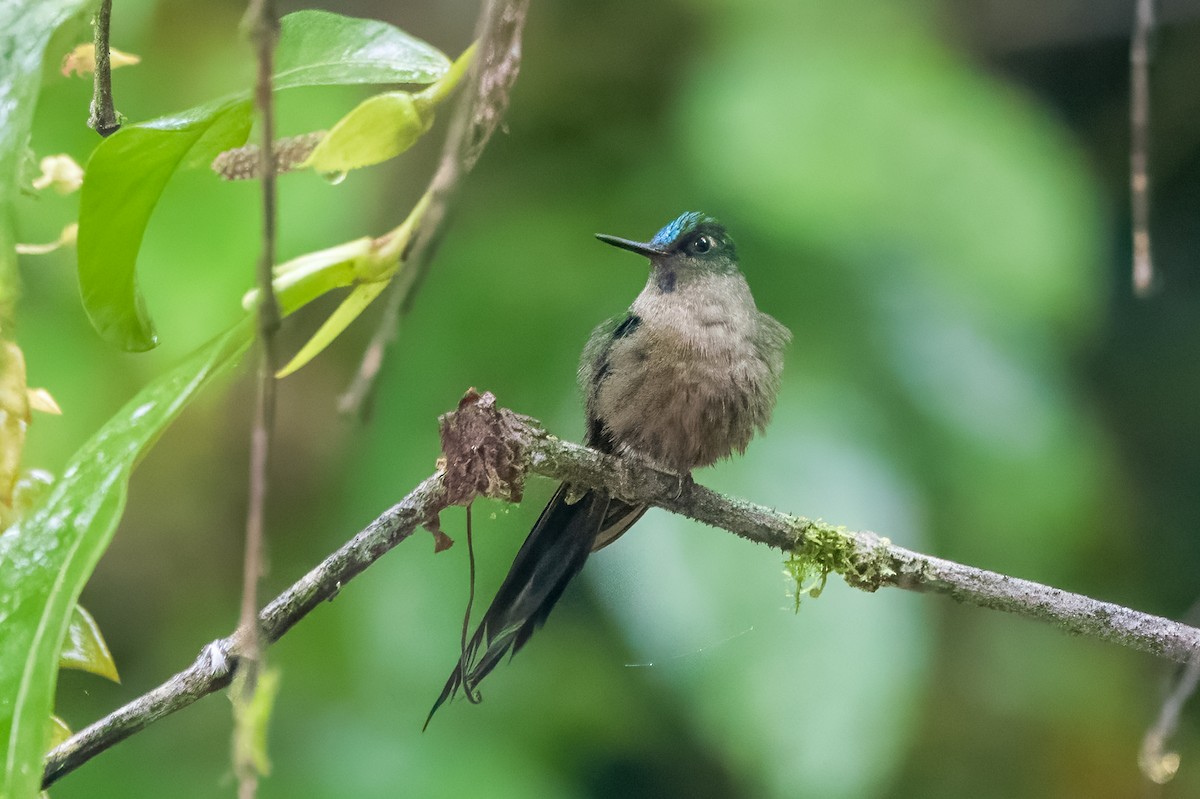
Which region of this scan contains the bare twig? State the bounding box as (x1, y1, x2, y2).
(337, 0, 531, 417)
(42, 392, 1200, 789)
(1140, 654, 1200, 784)
(1131, 0, 1156, 296)
(237, 1, 281, 796)
(87, 0, 121, 136)
(1140, 598, 1200, 783)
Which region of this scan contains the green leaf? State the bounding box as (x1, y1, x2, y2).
(59, 605, 120, 684)
(76, 10, 450, 351)
(276, 279, 389, 377)
(0, 6, 100, 795)
(0, 0, 94, 324)
(0, 318, 252, 799)
(274, 10, 449, 89)
(44, 716, 70, 753)
(77, 101, 253, 351)
(39, 718, 70, 799)
(301, 41, 474, 175)
(303, 92, 433, 174)
(242, 235, 372, 317)
(271, 189, 429, 377)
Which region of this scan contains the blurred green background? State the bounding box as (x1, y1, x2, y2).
(14, 0, 1200, 796)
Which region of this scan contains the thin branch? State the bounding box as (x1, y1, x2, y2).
(237, 1, 281, 796)
(337, 0, 530, 417)
(42, 392, 1200, 789)
(43, 474, 446, 790)
(1140, 598, 1200, 783)
(87, 0, 121, 137)
(1140, 653, 1200, 784)
(1131, 0, 1156, 296)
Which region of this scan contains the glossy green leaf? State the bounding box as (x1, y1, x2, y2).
(78, 100, 253, 351)
(274, 10, 449, 90)
(0, 318, 252, 799)
(76, 10, 450, 351)
(59, 605, 120, 683)
(0, 0, 93, 322)
(301, 40, 472, 175)
(0, 1, 102, 792)
(304, 92, 433, 174)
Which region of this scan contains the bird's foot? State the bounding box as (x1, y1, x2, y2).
(673, 472, 694, 500)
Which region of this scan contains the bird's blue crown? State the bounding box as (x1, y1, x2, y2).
(650, 211, 718, 249)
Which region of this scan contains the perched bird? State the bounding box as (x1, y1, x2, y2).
(426, 211, 790, 726)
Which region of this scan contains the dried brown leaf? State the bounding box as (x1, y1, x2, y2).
(437, 389, 525, 506)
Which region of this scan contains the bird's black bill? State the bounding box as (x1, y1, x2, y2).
(595, 233, 667, 258)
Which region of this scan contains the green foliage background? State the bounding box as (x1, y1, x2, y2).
(12, 0, 1200, 796)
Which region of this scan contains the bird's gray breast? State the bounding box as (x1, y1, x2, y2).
(587, 276, 784, 473)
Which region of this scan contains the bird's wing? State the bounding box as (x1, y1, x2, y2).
(426, 310, 655, 727)
(590, 499, 647, 552)
(578, 311, 642, 453)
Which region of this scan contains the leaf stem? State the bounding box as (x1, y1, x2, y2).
(88, 0, 121, 137)
(417, 42, 478, 107)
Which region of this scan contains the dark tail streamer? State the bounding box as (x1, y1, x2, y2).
(424, 486, 643, 728)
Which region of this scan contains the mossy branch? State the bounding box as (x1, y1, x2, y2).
(42, 391, 1200, 789)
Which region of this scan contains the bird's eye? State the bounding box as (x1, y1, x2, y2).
(690, 235, 714, 255)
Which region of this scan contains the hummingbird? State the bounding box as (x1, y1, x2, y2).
(425, 212, 790, 726)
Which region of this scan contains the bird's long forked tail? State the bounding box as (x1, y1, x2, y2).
(424, 485, 644, 729)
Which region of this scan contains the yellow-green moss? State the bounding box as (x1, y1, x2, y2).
(783, 521, 897, 610)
